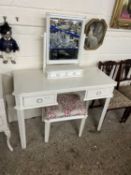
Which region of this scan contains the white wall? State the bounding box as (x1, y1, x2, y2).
(0, 0, 131, 120)
(1, 0, 131, 74)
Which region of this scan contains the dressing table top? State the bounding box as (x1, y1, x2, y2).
(13, 67, 116, 95)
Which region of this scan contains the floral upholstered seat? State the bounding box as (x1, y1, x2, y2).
(119, 86, 131, 99)
(44, 94, 87, 120)
(108, 89, 131, 110)
(42, 93, 88, 142)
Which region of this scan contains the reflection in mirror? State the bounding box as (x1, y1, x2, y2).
(46, 14, 85, 64)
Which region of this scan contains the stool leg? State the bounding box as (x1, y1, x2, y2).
(45, 121, 51, 143)
(78, 117, 87, 137)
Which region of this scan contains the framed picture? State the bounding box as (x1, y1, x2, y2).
(84, 19, 107, 50)
(110, 0, 131, 29)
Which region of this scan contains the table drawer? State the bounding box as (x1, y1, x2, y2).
(85, 87, 113, 100)
(23, 94, 57, 107)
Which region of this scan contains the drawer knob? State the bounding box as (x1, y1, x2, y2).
(36, 98, 43, 103)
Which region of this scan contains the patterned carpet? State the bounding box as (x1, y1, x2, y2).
(0, 108, 131, 175)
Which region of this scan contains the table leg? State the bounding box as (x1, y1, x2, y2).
(17, 110, 26, 149)
(97, 97, 111, 131)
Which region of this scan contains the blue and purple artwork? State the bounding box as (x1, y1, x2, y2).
(49, 17, 82, 60)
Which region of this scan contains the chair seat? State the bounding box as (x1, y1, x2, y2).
(44, 94, 87, 120)
(108, 89, 131, 110)
(119, 85, 131, 99)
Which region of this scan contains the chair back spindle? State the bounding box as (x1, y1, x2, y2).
(98, 61, 119, 80)
(117, 59, 131, 88)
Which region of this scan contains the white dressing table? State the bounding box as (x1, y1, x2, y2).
(13, 67, 116, 149)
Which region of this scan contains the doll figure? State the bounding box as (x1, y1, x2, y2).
(0, 22, 19, 64)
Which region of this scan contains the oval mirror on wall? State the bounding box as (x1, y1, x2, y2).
(84, 19, 107, 50)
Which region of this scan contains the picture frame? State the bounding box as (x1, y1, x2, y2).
(110, 0, 131, 29)
(84, 19, 107, 50)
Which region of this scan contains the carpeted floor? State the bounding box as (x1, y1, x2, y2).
(0, 108, 131, 175)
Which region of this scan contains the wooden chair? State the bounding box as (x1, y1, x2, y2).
(90, 60, 131, 122)
(90, 61, 120, 108)
(42, 93, 88, 142)
(117, 59, 131, 122)
(98, 61, 119, 80)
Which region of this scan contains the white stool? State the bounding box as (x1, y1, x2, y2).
(42, 94, 88, 142)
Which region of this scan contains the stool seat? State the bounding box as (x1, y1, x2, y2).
(42, 94, 88, 142)
(44, 94, 87, 119)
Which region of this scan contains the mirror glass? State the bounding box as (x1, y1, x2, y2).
(46, 14, 84, 64)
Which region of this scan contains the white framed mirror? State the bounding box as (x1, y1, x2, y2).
(45, 13, 85, 65)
